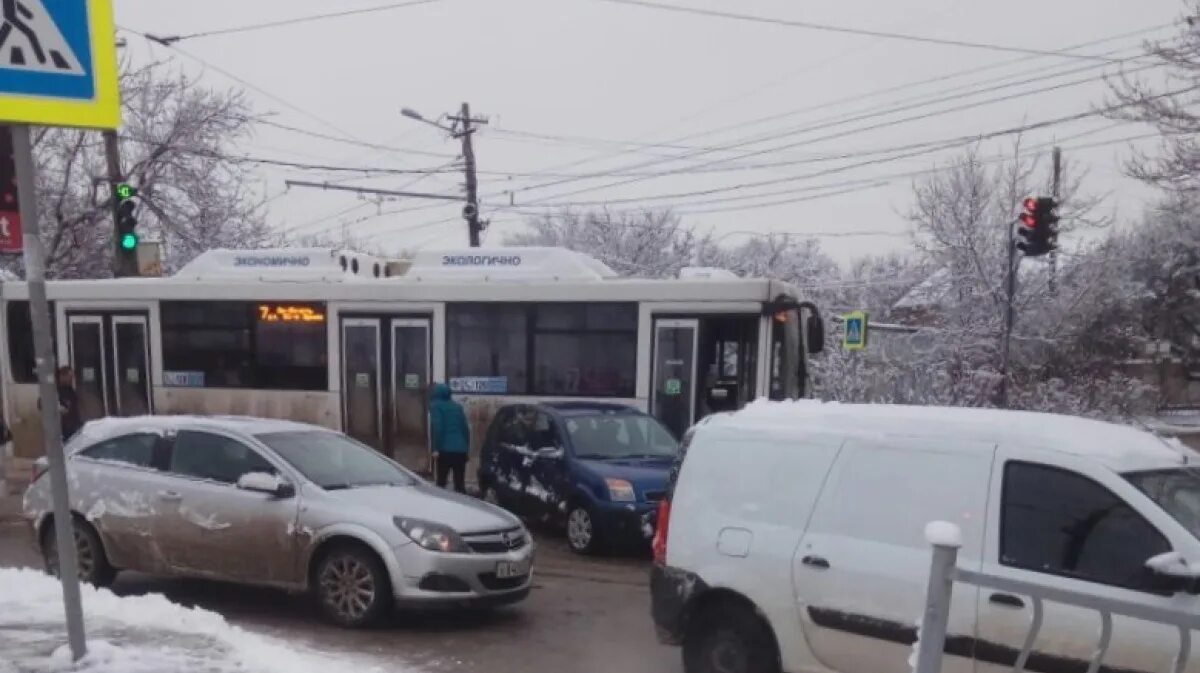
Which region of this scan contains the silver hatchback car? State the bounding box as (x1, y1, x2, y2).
(22, 415, 534, 626)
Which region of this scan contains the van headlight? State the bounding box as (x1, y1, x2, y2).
(393, 517, 469, 553)
(605, 478, 636, 502)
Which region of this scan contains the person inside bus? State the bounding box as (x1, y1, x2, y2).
(429, 383, 470, 493)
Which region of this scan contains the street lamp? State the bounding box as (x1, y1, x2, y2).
(400, 107, 452, 133)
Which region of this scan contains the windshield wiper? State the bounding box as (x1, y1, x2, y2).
(322, 483, 353, 491)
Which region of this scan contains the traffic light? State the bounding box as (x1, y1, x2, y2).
(115, 183, 138, 253)
(1016, 196, 1058, 257)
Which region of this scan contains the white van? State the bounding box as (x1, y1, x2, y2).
(649, 401, 1200, 673)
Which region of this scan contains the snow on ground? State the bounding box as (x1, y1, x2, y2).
(0, 568, 401, 673)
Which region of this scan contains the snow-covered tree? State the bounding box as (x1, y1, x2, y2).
(6, 61, 272, 279)
(1115, 193, 1200, 369)
(507, 208, 713, 278)
(820, 141, 1151, 418)
(1105, 2, 1200, 193)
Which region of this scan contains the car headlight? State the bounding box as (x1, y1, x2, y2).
(393, 517, 470, 553)
(605, 478, 636, 502)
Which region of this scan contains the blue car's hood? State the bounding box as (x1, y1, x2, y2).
(575, 457, 672, 494)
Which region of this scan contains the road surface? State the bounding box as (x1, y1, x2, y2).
(0, 515, 680, 673)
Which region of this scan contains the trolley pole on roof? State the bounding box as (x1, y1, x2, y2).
(12, 124, 88, 659)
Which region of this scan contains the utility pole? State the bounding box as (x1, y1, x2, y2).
(449, 102, 487, 247)
(999, 217, 1020, 409)
(1048, 146, 1061, 296)
(12, 125, 87, 659)
(103, 130, 132, 278)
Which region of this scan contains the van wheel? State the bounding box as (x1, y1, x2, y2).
(314, 545, 391, 628)
(42, 517, 116, 588)
(565, 504, 599, 555)
(683, 601, 780, 673)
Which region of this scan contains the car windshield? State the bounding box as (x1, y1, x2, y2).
(256, 431, 416, 490)
(1127, 467, 1200, 539)
(565, 413, 678, 460)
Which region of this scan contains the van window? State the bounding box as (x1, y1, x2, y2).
(1127, 468, 1200, 541)
(1002, 462, 1170, 592)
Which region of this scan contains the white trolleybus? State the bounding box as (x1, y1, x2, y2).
(0, 247, 824, 474)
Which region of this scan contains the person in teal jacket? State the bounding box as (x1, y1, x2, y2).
(429, 383, 470, 493)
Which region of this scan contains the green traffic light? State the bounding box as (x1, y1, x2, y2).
(120, 233, 138, 251)
(116, 183, 136, 200)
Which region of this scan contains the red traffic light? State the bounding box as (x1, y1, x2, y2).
(1020, 213, 1037, 227)
(1023, 197, 1038, 212)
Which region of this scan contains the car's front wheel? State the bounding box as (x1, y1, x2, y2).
(565, 504, 600, 555)
(42, 517, 116, 588)
(314, 545, 391, 628)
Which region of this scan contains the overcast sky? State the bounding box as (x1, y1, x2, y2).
(113, 0, 1184, 263)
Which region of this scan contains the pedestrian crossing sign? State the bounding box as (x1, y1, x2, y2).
(842, 311, 868, 351)
(0, 0, 120, 129)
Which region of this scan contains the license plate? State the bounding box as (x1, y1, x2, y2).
(495, 560, 529, 579)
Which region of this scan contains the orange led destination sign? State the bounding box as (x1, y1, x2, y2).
(258, 304, 325, 323)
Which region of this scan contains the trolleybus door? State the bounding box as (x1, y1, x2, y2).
(389, 318, 432, 472)
(111, 316, 151, 416)
(68, 315, 108, 422)
(651, 319, 699, 440)
(341, 318, 383, 449)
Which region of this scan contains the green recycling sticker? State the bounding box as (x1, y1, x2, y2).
(665, 378, 682, 396)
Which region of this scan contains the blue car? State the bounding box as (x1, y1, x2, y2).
(477, 402, 680, 555)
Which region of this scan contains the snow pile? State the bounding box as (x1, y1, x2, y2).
(0, 568, 396, 673)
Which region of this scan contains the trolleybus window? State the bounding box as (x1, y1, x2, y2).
(446, 304, 528, 395)
(446, 302, 637, 397)
(533, 303, 635, 397)
(160, 301, 327, 391)
(6, 301, 56, 384)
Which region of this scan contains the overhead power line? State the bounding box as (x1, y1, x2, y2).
(257, 120, 460, 160)
(661, 25, 1170, 147)
(596, 0, 1123, 62)
(127, 29, 460, 165)
(498, 41, 1168, 202)
(500, 130, 1161, 215)
(495, 22, 1170, 188)
(143, 0, 443, 44)
(518, 59, 1167, 206)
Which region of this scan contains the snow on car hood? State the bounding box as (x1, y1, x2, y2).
(0, 568, 397, 673)
(321, 483, 522, 533)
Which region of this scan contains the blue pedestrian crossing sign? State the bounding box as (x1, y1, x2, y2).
(842, 311, 868, 351)
(0, 0, 120, 129)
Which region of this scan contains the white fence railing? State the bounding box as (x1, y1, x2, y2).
(914, 521, 1200, 673)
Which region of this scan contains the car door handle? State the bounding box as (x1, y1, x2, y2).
(801, 555, 830, 569)
(989, 593, 1025, 609)
(157, 490, 182, 501)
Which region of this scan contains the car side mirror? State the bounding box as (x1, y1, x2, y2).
(1146, 551, 1200, 594)
(237, 472, 294, 498)
(536, 446, 563, 459)
(806, 315, 825, 355)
